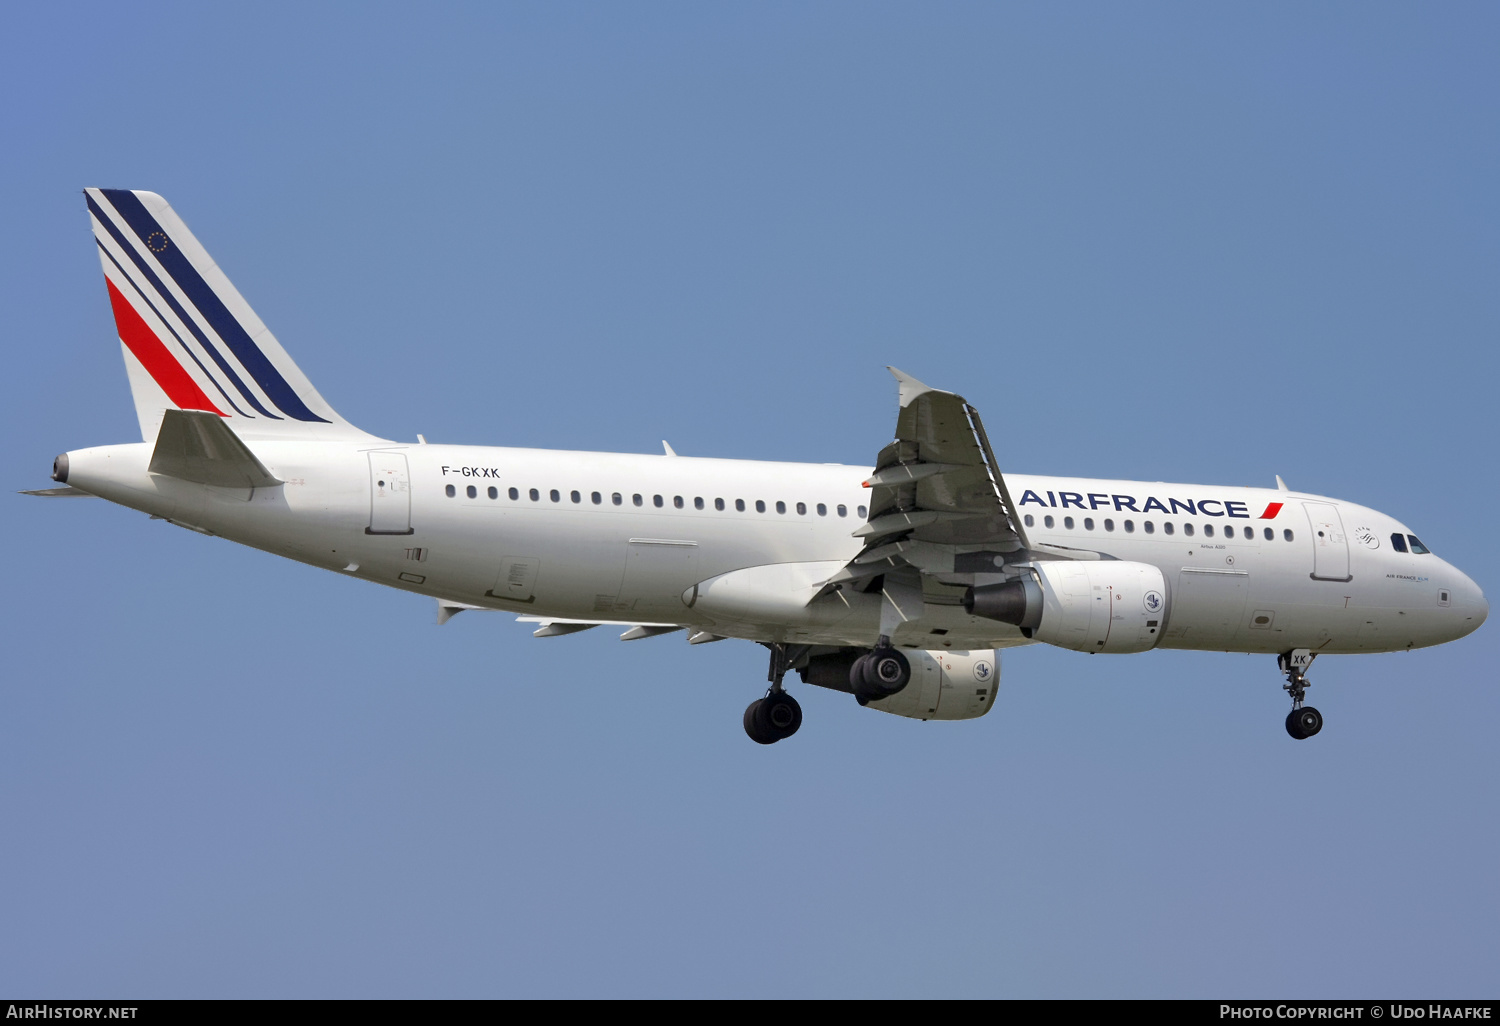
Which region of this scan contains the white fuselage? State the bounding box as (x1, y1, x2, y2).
(62, 438, 1488, 655)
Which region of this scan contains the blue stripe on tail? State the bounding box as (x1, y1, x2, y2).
(99, 190, 328, 423)
(88, 193, 275, 419)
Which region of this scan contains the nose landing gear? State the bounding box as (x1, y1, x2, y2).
(1280, 649, 1323, 740)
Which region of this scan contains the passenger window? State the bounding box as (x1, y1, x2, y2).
(550, 489, 560, 502)
(1407, 535, 1431, 554)
(529, 488, 540, 501)
(1203, 524, 1214, 538)
(1283, 529, 1293, 541)
(1184, 523, 1194, 537)
(1044, 515, 1055, 528)
(776, 501, 787, 514)
(612, 492, 622, 505)
(796, 502, 807, 515)
(654, 495, 664, 508)
(1104, 518, 1115, 532)
(571, 490, 581, 503)
(1264, 527, 1274, 541)
(466, 485, 477, 498)
(1390, 533, 1408, 553)
(837, 504, 847, 517)
(445, 484, 455, 497)
(693, 497, 703, 510)
(1164, 523, 1175, 536)
(488, 486, 498, 499)
(1144, 521, 1154, 534)
(1064, 516, 1075, 529)
(1024, 514, 1034, 527)
(857, 505, 868, 518)
(673, 496, 684, 509)
(817, 503, 827, 516)
(755, 500, 766, 513)
(1083, 517, 1094, 530)
(591, 491, 602, 505)
(715, 498, 725, 511)
(1124, 520, 1134, 533)
(509, 487, 519, 500)
(736, 499, 746, 512)
(1243, 526, 1253, 539)
(633, 493, 643, 507)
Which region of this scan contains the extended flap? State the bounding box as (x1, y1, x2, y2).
(149, 409, 281, 489)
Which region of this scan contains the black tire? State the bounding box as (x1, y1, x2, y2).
(1285, 708, 1305, 739)
(757, 691, 803, 740)
(1292, 706, 1323, 739)
(743, 699, 777, 745)
(848, 653, 873, 693)
(866, 648, 911, 697)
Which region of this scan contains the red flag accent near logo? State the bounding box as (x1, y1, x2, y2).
(1258, 502, 1284, 519)
(105, 279, 224, 416)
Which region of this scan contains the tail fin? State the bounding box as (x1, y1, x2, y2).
(86, 188, 372, 441)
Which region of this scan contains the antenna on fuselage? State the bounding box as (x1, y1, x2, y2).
(662, 441, 677, 457)
(1275, 475, 1289, 491)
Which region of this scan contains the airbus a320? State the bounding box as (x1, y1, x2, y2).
(30, 189, 1488, 743)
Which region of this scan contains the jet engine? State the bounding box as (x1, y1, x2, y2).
(964, 560, 1166, 654)
(799, 649, 999, 721)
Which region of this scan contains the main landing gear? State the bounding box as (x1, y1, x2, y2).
(850, 639, 911, 706)
(1280, 649, 1323, 740)
(744, 643, 805, 745)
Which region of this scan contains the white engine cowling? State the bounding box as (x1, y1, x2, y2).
(799, 649, 999, 721)
(966, 561, 1166, 654)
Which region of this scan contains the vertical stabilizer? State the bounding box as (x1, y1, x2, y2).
(86, 188, 373, 441)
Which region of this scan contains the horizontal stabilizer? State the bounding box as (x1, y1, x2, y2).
(149, 409, 281, 489)
(19, 486, 97, 498)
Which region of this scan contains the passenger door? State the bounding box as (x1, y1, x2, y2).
(367, 452, 414, 535)
(1303, 502, 1351, 582)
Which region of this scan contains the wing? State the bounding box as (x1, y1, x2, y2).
(826, 368, 1034, 595)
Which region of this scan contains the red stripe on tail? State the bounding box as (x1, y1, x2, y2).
(105, 279, 224, 416)
(1259, 502, 1284, 519)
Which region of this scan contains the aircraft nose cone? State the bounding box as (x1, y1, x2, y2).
(1456, 573, 1487, 638)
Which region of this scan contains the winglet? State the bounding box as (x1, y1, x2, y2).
(887, 366, 936, 408)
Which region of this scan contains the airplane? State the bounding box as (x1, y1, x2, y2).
(28, 188, 1488, 744)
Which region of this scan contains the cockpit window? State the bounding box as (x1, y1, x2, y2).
(1407, 535, 1431, 554)
(1390, 533, 1408, 553)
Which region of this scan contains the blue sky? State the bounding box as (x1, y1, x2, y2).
(2, 2, 1497, 997)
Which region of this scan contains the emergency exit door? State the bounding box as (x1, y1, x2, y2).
(367, 452, 414, 535)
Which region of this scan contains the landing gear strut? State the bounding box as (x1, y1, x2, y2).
(744, 644, 806, 744)
(1279, 649, 1323, 740)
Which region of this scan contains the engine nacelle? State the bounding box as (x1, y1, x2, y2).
(965, 560, 1166, 654)
(799, 649, 999, 721)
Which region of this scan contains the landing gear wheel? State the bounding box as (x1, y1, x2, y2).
(1285, 706, 1323, 740)
(852, 647, 911, 704)
(743, 692, 802, 744)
